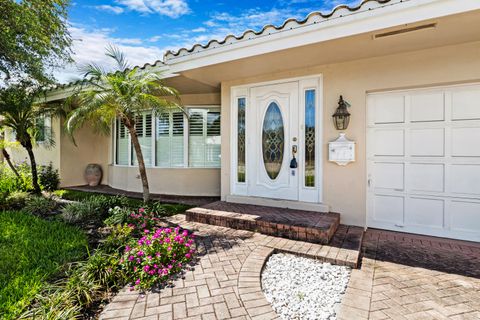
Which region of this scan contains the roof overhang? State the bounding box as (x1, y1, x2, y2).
(165, 0, 480, 74)
(43, 0, 480, 101)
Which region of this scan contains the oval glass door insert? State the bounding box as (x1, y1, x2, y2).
(262, 102, 284, 179)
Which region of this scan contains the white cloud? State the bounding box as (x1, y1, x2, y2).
(148, 35, 162, 42)
(191, 27, 206, 33)
(112, 37, 144, 45)
(94, 5, 124, 14)
(116, 0, 190, 18)
(55, 25, 165, 83)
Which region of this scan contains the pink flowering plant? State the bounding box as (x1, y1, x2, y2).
(120, 226, 195, 290)
(126, 208, 161, 235)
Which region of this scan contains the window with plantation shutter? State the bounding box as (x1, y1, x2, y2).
(132, 113, 153, 167)
(189, 108, 221, 167)
(156, 111, 185, 167)
(116, 119, 129, 165)
(114, 107, 220, 168)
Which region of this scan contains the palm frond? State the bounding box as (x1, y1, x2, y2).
(105, 44, 131, 72)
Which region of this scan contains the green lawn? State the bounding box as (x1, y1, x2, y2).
(0, 211, 88, 319)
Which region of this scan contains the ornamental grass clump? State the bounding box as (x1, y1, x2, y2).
(121, 226, 195, 290)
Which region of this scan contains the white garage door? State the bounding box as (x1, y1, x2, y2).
(367, 84, 480, 242)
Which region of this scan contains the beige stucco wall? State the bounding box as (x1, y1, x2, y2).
(59, 123, 111, 187)
(221, 40, 480, 227)
(108, 166, 220, 196)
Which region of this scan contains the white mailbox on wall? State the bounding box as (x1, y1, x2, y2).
(329, 133, 355, 166)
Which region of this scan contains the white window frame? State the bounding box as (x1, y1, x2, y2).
(112, 105, 221, 169)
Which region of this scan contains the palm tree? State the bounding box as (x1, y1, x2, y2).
(66, 46, 182, 202)
(0, 83, 55, 194)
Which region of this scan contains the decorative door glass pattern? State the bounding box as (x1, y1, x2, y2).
(237, 98, 246, 182)
(305, 90, 316, 187)
(262, 102, 284, 180)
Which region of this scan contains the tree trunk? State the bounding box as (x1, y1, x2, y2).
(1, 148, 20, 178)
(21, 138, 41, 194)
(127, 125, 150, 203)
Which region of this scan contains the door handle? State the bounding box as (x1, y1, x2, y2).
(290, 145, 298, 169)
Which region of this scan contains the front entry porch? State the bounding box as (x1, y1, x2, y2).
(186, 201, 362, 247)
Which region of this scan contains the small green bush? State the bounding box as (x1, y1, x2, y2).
(104, 206, 131, 226)
(4, 191, 30, 210)
(101, 224, 134, 254)
(39, 163, 60, 192)
(61, 201, 97, 224)
(24, 196, 57, 216)
(0, 163, 33, 195)
(61, 195, 132, 224)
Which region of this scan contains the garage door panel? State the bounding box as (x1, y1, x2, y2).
(450, 201, 480, 233)
(368, 84, 480, 242)
(374, 195, 404, 224)
(408, 163, 444, 193)
(405, 197, 444, 228)
(452, 87, 480, 121)
(374, 129, 404, 156)
(450, 164, 480, 196)
(410, 128, 445, 157)
(372, 95, 405, 124)
(374, 162, 404, 190)
(451, 127, 480, 157)
(410, 92, 445, 122)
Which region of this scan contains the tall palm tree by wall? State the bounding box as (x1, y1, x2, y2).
(0, 83, 56, 194)
(66, 46, 183, 202)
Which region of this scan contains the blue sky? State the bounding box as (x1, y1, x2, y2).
(58, 0, 358, 82)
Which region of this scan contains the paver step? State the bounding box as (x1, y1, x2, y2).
(186, 201, 340, 244)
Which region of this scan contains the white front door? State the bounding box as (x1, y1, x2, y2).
(367, 83, 480, 242)
(247, 82, 299, 200)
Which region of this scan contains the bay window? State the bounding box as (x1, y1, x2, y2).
(114, 106, 220, 168)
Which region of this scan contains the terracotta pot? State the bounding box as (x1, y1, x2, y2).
(85, 164, 103, 186)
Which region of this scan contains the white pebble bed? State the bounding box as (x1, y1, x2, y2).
(261, 253, 351, 320)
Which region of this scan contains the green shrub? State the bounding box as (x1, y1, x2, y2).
(20, 286, 82, 320)
(104, 206, 131, 226)
(101, 224, 134, 254)
(0, 211, 88, 319)
(76, 250, 125, 291)
(24, 196, 57, 216)
(61, 201, 97, 224)
(0, 163, 33, 195)
(4, 191, 30, 210)
(39, 163, 60, 192)
(61, 195, 132, 225)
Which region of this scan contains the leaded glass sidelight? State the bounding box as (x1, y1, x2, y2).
(305, 90, 316, 187)
(237, 98, 246, 182)
(262, 102, 284, 180)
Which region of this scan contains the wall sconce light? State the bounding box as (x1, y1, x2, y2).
(332, 95, 351, 130)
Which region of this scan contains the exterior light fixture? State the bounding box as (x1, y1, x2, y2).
(332, 95, 351, 130)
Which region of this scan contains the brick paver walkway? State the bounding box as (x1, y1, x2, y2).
(100, 214, 359, 320)
(101, 217, 480, 320)
(337, 229, 480, 320)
